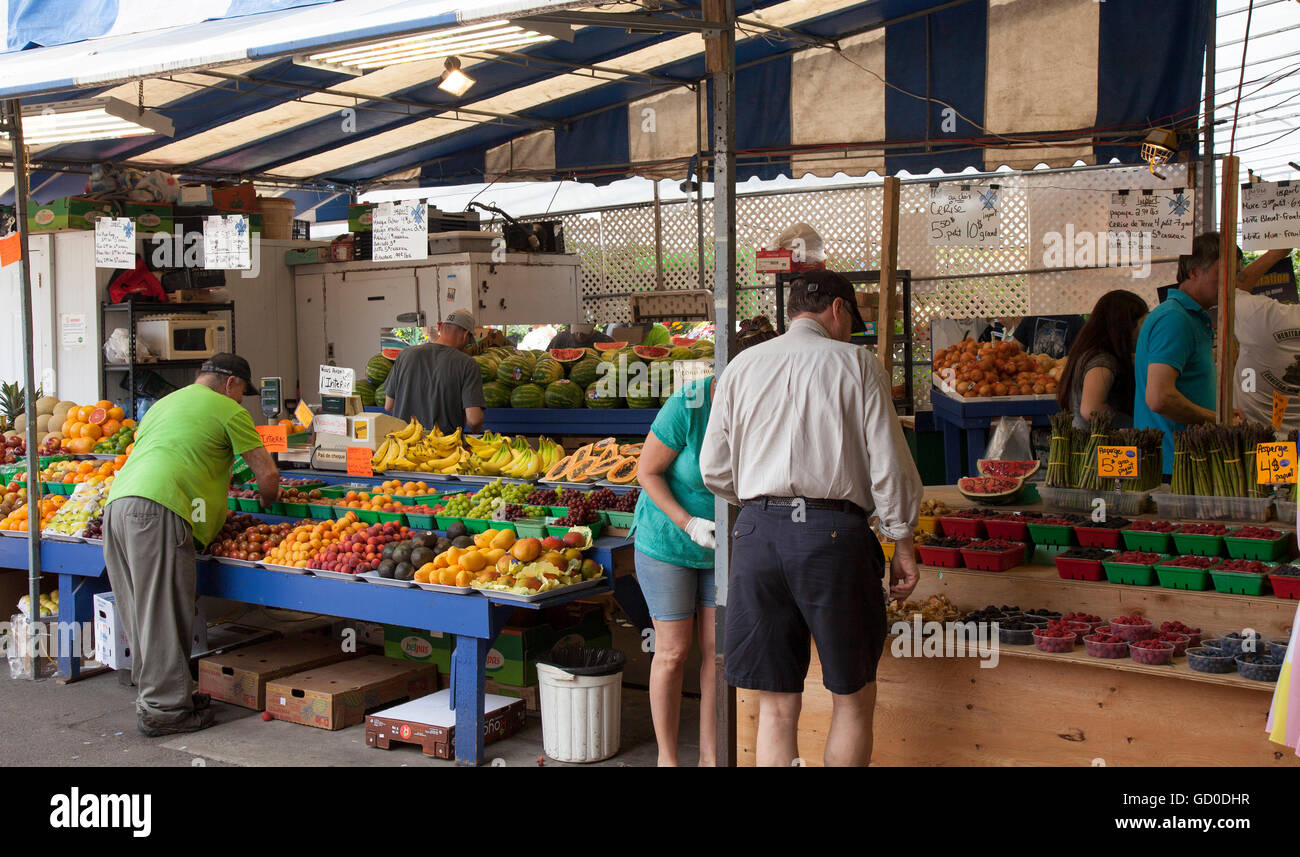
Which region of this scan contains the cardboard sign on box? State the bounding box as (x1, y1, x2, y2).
(94, 592, 206, 671)
(198, 636, 359, 710)
(212, 183, 257, 212)
(365, 689, 527, 759)
(265, 655, 437, 731)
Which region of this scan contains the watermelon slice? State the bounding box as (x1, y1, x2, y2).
(549, 348, 587, 363)
(976, 459, 1041, 480)
(593, 341, 628, 351)
(957, 475, 1024, 505)
(670, 335, 699, 347)
(632, 345, 671, 360)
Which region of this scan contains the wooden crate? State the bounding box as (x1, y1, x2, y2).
(266, 656, 437, 731)
(198, 636, 357, 710)
(366, 690, 527, 759)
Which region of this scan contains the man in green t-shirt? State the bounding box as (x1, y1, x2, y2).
(105, 354, 280, 736)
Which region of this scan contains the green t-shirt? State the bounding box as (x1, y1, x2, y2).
(629, 377, 715, 569)
(108, 384, 265, 548)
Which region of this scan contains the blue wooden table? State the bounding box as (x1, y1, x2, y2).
(364, 407, 659, 436)
(928, 388, 1060, 483)
(0, 530, 631, 766)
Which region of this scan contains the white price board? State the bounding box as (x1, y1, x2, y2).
(94, 218, 137, 268)
(373, 200, 428, 262)
(202, 215, 251, 270)
(318, 364, 355, 397)
(927, 185, 1001, 247)
(313, 413, 348, 436)
(1241, 181, 1300, 251)
(1107, 189, 1194, 255)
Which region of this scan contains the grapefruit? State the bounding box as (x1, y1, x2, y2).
(87, 407, 108, 425)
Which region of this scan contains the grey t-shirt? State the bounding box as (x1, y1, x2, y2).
(385, 343, 485, 433)
(1067, 351, 1132, 429)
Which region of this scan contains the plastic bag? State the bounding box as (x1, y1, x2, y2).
(104, 328, 154, 364)
(765, 222, 826, 266)
(986, 417, 1032, 462)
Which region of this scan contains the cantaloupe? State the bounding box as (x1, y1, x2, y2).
(35, 396, 57, 416)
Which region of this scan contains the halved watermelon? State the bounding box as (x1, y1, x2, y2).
(957, 475, 1024, 505)
(976, 459, 1041, 480)
(593, 341, 628, 351)
(670, 335, 698, 347)
(632, 345, 671, 360)
(550, 348, 587, 363)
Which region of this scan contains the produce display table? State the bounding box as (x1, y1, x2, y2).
(736, 484, 1300, 767)
(929, 388, 1060, 483)
(0, 527, 633, 766)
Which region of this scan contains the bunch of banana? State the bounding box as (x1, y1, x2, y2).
(406, 426, 464, 469)
(465, 430, 509, 460)
(501, 436, 543, 479)
(537, 436, 564, 470)
(371, 419, 423, 471)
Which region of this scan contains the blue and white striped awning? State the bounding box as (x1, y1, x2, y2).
(1, 0, 1213, 218)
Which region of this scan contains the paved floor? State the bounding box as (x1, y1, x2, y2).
(0, 668, 700, 767)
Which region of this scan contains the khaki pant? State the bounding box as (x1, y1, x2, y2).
(103, 497, 197, 721)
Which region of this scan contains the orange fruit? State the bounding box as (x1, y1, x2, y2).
(124, 443, 134, 455)
(107, 406, 125, 422)
(121, 418, 136, 429)
(82, 423, 103, 441)
(94, 400, 112, 411)
(100, 419, 121, 438)
(87, 408, 107, 425)
(114, 455, 128, 467)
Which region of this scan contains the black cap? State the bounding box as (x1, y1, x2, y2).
(200, 353, 260, 396)
(791, 269, 868, 334)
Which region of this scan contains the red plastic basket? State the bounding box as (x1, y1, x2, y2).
(1074, 527, 1122, 550)
(959, 544, 1022, 572)
(1054, 556, 1107, 581)
(916, 545, 964, 568)
(984, 518, 1030, 542)
(939, 517, 985, 540)
(1269, 574, 1300, 600)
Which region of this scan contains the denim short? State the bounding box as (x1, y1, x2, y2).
(634, 549, 716, 621)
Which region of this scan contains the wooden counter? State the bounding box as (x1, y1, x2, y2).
(734, 484, 1299, 767)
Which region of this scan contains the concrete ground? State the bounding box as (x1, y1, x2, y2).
(0, 668, 699, 768)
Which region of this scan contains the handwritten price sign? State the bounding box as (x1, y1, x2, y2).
(1273, 390, 1289, 430)
(1097, 446, 1139, 479)
(255, 424, 288, 453)
(1256, 442, 1298, 485)
(346, 445, 374, 477)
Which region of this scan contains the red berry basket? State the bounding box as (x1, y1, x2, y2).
(916, 544, 965, 568)
(984, 515, 1031, 542)
(958, 542, 1023, 572)
(1270, 572, 1300, 600)
(1053, 554, 1107, 581)
(1107, 616, 1155, 642)
(939, 517, 986, 540)
(1032, 629, 1077, 653)
(1129, 639, 1176, 665)
(1074, 526, 1123, 550)
(1084, 633, 1130, 659)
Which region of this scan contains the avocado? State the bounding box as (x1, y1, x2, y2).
(381, 544, 396, 561)
(392, 546, 412, 565)
(435, 537, 453, 553)
(451, 535, 474, 549)
(394, 561, 414, 581)
(446, 521, 469, 539)
(410, 547, 435, 568)
(414, 532, 439, 550)
(377, 559, 396, 578)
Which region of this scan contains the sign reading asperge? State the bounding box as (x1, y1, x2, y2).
(318, 364, 355, 397)
(202, 215, 251, 270)
(1241, 180, 1300, 251)
(1256, 441, 1298, 485)
(1097, 446, 1139, 480)
(94, 218, 137, 268)
(372, 200, 428, 262)
(927, 185, 1001, 247)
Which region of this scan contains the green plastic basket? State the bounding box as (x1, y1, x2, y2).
(227, 497, 239, 511)
(1170, 532, 1225, 557)
(512, 518, 548, 538)
(266, 501, 286, 516)
(393, 494, 445, 507)
(307, 502, 335, 521)
(377, 510, 407, 526)
(1102, 560, 1158, 586)
(1210, 567, 1275, 595)
(462, 518, 491, 534)
(282, 501, 308, 518)
(1025, 522, 1075, 547)
(549, 506, 569, 518)
(546, 521, 604, 540)
(1223, 532, 1291, 561)
(336, 507, 380, 524)
(604, 510, 634, 528)
(1119, 530, 1174, 553)
(434, 515, 464, 531)
(404, 511, 436, 530)
(1154, 565, 1213, 591)
(489, 520, 519, 535)
(236, 497, 260, 513)
(42, 482, 70, 495)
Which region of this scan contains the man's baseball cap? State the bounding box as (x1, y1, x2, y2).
(791, 269, 868, 334)
(200, 353, 259, 396)
(442, 309, 476, 342)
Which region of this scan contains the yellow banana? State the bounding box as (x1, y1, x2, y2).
(371, 438, 393, 468)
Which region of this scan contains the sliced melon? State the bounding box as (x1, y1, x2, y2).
(956, 475, 1025, 505)
(976, 459, 1041, 480)
(593, 341, 628, 352)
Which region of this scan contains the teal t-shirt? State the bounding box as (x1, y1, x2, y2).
(629, 377, 715, 568)
(1133, 288, 1216, 473)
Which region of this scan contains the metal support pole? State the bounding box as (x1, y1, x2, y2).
(695, 86, 707, 289)
(4, 98, 45, 671)
(1200, 6, 1216, 232)
(706, 0, 737, 767)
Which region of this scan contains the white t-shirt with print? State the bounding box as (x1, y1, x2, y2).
(1234, 291, 1300, 431)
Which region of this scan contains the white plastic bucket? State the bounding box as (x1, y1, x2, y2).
(536, 661, 622, 763)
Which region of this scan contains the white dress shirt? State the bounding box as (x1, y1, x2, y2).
(699, 316, 923, 539)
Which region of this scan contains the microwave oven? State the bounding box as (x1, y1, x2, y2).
(135, 315, 231, 360)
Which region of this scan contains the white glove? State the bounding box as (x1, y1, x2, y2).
(684, 517, 716, 550)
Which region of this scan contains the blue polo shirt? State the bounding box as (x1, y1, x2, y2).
(1133, 288, 1216, 473)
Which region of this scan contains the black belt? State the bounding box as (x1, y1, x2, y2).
(743, 496, 865, 515)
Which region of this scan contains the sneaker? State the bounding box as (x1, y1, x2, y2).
(137, 707, 215, 737)
(192, 692, 211, 710)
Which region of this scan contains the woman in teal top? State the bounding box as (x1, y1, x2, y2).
(630, 375, 717, 766)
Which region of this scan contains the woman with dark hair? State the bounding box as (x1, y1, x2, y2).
(1056, 290, 1150, 429)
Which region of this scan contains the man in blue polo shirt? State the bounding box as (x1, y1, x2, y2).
(1134, 233, 1221, 473)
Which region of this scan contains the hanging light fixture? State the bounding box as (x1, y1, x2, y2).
(1140, 127, 1177, 178)
(0, 97, 173, 146)
(437, 57, 476, 97)
(308, 20, 554, 70)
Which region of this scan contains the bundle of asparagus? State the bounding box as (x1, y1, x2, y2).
(1068, 427, 1089, 488)
(1110, 427, 1164, 492)
(1076, 409, 1115, 491)
(1172, 422, 1274, 498)
(1045, 411, 1073, 488)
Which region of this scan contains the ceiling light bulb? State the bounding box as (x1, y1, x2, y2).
(439, 57, 475, 96)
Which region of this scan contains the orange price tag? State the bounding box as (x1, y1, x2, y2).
(0, 232, 21, 268)
(294, 399, 314, 429)
(1096, 446, 1139, 479)
(346, 445, 374, 477)
(256, 424, 288, 453)
(1256, 442, 1298, 485)
(1272, 390, 1289, 430)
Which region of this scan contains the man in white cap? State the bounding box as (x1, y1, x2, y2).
(385, 309, 485, 433)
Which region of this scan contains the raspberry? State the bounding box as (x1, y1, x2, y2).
(1232, 526, 1282, 540)
(1124, 519, 1177, 533)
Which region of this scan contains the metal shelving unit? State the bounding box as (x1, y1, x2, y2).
(99, 301, 236, 418)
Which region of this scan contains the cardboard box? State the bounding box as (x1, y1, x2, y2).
(93, 592, 207, 670)
(484, 680, 540, 712)
(123, 202, 174, 234)
(198, 636, 357, 710)
(0, 569, 55, 617)
(264, 655, 437, 731)
(177, 185, 213, 207)
(365, 689, 527, 759)
(167, 288, 226, 304)
(26, 197, 117, 231)
(321, 395, 363, 416)
(212, 183, 257, 212)
(285, 247, 329, 266)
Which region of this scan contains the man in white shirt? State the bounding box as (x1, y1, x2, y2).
(1233, 249, 1299, 430)
(699, 269, 923, 767)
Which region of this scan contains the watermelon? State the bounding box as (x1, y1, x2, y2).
(550, 348, 586, 364)
(510, 383, 545, 408)
(670, 335, 698, 347)
(353, 378, 376, 406)
(569, 357, 602, 389)
(374, 383, 386, 405)
(641, 323, 671, 348)
(483, 381, 512, 408)
(593, 341, 628, 351)
(496, 355, 531, 388)
(976, 460, 1041, 480)
(668, 346, 695, 361)
(585, 381, 620, 409)
(957, 475, 1024, 505)
(365, 354, 394, 385)
(475, 354, 500, 384)
(648, 360, 675, 399)
(626, 392, 657, 408)
(690, 341, 714, 358)
(545, 379, 583, 409)
(532, 358, 564, 385)
(632, 345, 671, 361)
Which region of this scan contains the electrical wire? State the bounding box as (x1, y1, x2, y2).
(1229, 0, 1256, 154)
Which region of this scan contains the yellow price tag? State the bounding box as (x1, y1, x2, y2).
(1256, 442, 1298, 485)
(294, 399, 314, 430)
(1097, 446, 1139, 479)
(1272, 390, 1289, 430)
